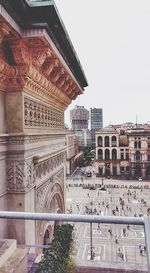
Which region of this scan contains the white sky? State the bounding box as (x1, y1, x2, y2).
(55, 0, 150, 127)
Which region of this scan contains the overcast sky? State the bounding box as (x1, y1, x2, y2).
(55, 0, 150, 127)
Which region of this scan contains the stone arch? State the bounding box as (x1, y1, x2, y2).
(36, 178, 65, 251)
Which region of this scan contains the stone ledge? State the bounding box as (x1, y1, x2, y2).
(0, 247, 27, 273)
(0, 239, 16, 267)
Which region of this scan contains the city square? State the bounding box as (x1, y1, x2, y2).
(66, 171, 150, 271)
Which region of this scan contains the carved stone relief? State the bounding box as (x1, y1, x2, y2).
(35, 153, 65, 181)
(7, 159, 34, 192)
(24, 96, 64, 129)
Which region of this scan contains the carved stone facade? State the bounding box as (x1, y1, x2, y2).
(24, 96, 64, 129)
(7, 159, 34, 192)
(0, 1, 87, 248)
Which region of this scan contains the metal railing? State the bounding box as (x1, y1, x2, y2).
(0, 211, 150, 272)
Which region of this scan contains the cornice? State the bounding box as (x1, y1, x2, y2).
(0, 13, 83, 106)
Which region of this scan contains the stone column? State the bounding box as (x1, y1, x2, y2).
(117, 163, 120, 176)
(7, 158, 35, 244)
(110, 148, 112, 160)
(110, 163, 113, 176)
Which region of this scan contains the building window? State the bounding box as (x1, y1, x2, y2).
(98, 136, 103, 147)
(112, 149, 117, 160)
(121, 153, 124, 160)
(105, 149, 110, 160)
(134, 141, 137, 148)
(105, 136, 110, 147)
(126, 153, 129, 160)
(112, 136, 117, 147)
(98, 149, 103, 160)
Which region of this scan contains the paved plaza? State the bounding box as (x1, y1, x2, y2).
(66, 174, 150, 271)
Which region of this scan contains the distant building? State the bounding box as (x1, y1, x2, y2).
(65, 130, 84, 175)
(74, 129, 91, 151)
(90, 108, 103, 130)
(127, 128, 150, 178)
(95, 127, 150, 179)
(90, 108, 103, 149)
(70, 106, 89, 130)
(95, 128, 129, 177)
(66, 131, 78, 175)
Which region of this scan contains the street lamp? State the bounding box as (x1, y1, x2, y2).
(90, 222, 93, 260)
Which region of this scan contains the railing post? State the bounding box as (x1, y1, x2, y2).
(90, 222, 93, 260)
(144, 217, 150, 273)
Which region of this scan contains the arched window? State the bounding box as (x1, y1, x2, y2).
(105, 136, 110, 147)
(112, 149, 117, 160)
(105, 149, 110, 160)
(98, 136, 103, 147)
(134, 141, 137, 149)
(98, 149, 103, 160)
(112, 136, 117, 147)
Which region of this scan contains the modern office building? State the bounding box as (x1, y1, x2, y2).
(90, 108, 103, 149)
(90, 108, 103, 130)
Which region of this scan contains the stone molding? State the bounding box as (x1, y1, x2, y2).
(6, 159, 34, 192)
(24, 96, 64, 129)
(7, 134, 66, 144)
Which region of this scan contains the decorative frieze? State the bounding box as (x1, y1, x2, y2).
(35, 153, 65, 180)
(7, 134, 66, 146)
(7, 159, 34, 192)
(24, 97, 64, 129)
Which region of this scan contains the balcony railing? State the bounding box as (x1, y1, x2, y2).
(0, 211, 150, 272)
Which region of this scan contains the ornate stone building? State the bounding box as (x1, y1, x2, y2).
(95, 128, 129, 177)
(127, 129, 150, 179)
(95, 127, 150, 179)
(0, 1, 87, 247)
